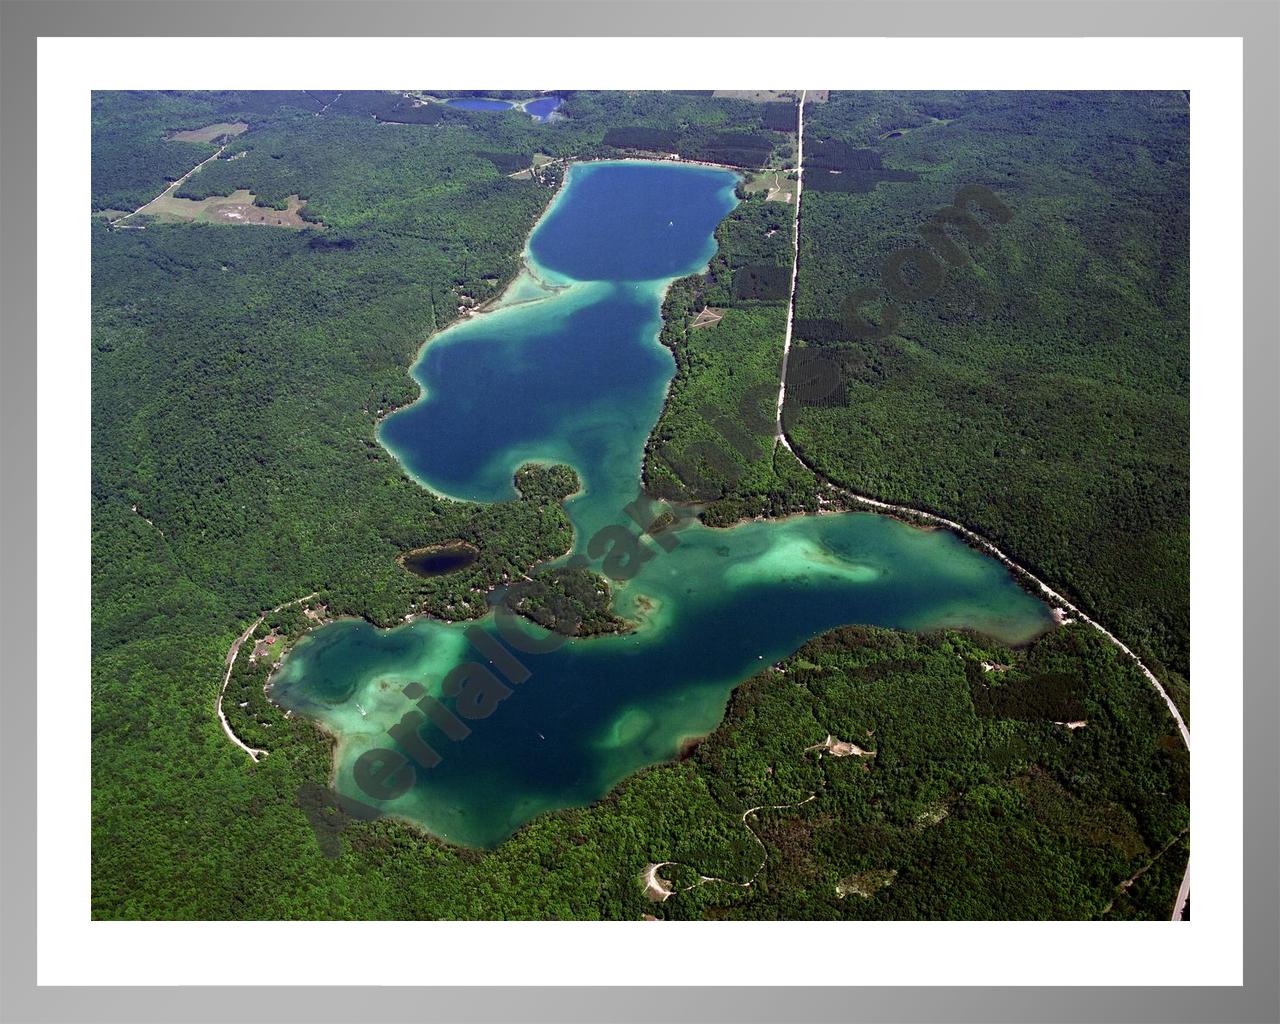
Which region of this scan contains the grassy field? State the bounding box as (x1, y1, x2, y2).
(710, 89, 829, 103)
(139, 189, 319, 228)
(168, 121, 248, 143)
(742, 169, 796, 202)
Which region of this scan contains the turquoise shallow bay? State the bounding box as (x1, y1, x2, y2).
(272, 160, 1053, 848)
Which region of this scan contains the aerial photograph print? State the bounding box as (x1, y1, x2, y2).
(91, 88, 1190, 922)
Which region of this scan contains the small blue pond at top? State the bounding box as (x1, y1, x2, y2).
(445, 97, 514, 112)
(525, 96, 563, 120)
(444, 95, 564, 120)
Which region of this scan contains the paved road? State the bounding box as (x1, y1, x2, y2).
(772, 87, 1191, 920)
(774, 89, 806, 439)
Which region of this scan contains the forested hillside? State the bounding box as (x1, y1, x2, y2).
(91, 90, 1186, 920)
(784, 91, 1190, 717)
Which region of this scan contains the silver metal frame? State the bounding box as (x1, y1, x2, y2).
(2, 2, 1275, 1020)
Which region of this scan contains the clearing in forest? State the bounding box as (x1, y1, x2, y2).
(142, 189, 320, 229)
(167, 121, 249, 144)
(690, 307, 726, 329)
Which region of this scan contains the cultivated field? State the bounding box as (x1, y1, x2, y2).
(141, 189, 319, 229)
(743, 170, 796, 203)
(712, 89, 797, 102)
(167, 121, 249, 144)
(710, 90, 827, 103)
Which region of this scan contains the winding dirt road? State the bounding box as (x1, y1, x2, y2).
(642, 790, 819, 902)
(111, 144, 228, 227)
(216, 592, 317, 762)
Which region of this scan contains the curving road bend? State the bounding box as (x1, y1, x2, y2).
(774, 88, 1190, 921)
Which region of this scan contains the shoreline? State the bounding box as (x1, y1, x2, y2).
(777, 436, 1191, 750)
(375, 154, 740, 525)
(245, 149, 1072, 746)
(369, 163, 575, 499)
(215, 591, 317, 763)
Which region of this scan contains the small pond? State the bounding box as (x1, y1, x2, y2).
(399, 541, 480, 578)
(445, 97, 514, 112)
(525, 96, 563, 121)
(444, 96, 564, 120)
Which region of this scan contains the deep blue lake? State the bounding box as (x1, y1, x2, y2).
(273, 160, 1054, 848)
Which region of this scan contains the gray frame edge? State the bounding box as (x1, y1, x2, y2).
(0, 1, 1275, 1022)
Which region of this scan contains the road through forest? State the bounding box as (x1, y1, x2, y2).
(773, 89, 1191, 921)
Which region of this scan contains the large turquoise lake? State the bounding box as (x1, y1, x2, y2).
(272, 161, 1053, 848)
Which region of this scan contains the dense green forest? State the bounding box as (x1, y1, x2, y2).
(92, 89, 791, 216)
(650, 623, 1187, 920)
(92, 90, 1186, 920)
(782, 91, 1190, 719)
(642, 190, 826, 524)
